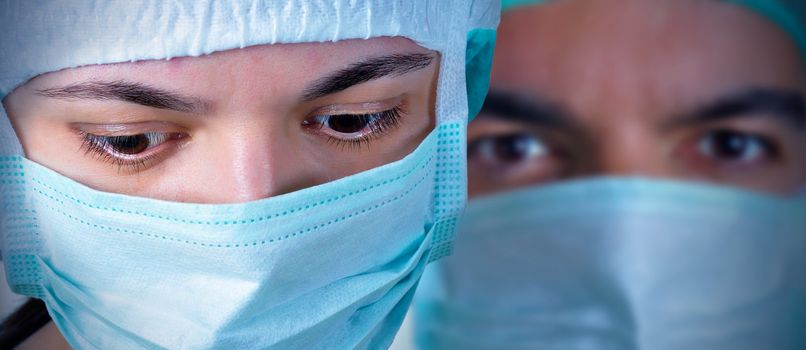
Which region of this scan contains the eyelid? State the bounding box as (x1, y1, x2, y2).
(71, 121, 187, 136)
(303, 104, 405, 152)
(307, 96, 404, 117)
(701, 129, 779, 157)
(78, 131, 186, 173)
(469, 133, 549, 158)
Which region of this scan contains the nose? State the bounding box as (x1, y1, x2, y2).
(589, 124, 673, 178)
(190, 125, 321, 204)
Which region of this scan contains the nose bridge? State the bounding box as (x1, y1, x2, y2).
(571, 65, 673, 179)
(591, 119, 670, 178)
(206, 123, 311, 203)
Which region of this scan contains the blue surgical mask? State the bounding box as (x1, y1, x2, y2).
(415, 178, 806, 350)
(0, 126, 464, 349)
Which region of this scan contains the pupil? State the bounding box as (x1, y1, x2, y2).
(712, 131, 748, 158)
(494, 134, 533, 162)
(108, 135, 150, 155)
(327, 115, 370, 134)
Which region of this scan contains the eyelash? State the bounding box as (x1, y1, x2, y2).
(78, 131, 176, 172)
(304, 106, 404, 151)
(77, 105, 404, 171)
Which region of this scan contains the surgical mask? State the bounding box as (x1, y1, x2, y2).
(0, 0, 499, 348)
(2, 128, 443, 349)
(414, 178, 806, 350)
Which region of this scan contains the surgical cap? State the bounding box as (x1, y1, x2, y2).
(500, 0, 805, 63)
(0, 0, 500, 156)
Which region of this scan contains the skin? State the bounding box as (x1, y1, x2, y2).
(5, 37, 439, 204)
(3, 37, 439, 347)
(468, 0, 806, 198)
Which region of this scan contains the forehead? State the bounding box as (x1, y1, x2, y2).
(490, 0, 805, 115)
(17, 36, 430, 95)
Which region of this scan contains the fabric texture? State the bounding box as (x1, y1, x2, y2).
(415, 179, 806, 350)
(465, 29, 497, 121)
(3, 128, 440, 349)
(501, 0, 545, 12)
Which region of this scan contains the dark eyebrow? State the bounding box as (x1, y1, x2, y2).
(301, 53, 434, 101)
(479, 89, 578, 131)
(672, 88, 805, 129)
(36, 80, 208, 113)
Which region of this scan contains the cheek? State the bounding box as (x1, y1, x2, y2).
(397, 97, 436, 153)
(13, 117, 84, 178)
(467, 159, 561, 199)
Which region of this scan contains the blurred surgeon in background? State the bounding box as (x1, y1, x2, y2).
(413, 0, 806, 349)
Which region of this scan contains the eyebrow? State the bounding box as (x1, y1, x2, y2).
(672, 88, 806, 129)
(37, 80, 208, 113)
(479, 89, 578, 131)
(301, 53, 434, 101)
(37, 54, 434, 111)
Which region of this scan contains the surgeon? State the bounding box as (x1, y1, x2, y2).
(414, 0, 806, 349)
(0, 1, 498, 349)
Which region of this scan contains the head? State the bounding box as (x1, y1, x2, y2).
(0, 1, 499, 347)
(3, 37, 438, 203)
(468, 0, 806, 197)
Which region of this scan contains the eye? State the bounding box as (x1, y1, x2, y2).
(468, 133, 548, 166)
(80, 131, 186, 170)
(85, 132, 176, 156)
(324, 114, 373, 134)
(697, 130, 778, 163)
(103, 134, 169, 155)
(302, 106, 403, 149)
(466, 131, 565, 196)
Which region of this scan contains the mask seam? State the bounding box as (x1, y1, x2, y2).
(23, 159, 434, 248)
(0, 151, 434, 225)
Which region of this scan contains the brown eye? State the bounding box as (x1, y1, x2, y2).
(697, 130, 777, 163)
(466, 131, 565, 197)
(84, 132, 177, 157)
(326, 114, 373, 134)
(301, 106, 404, 146)
(106, 135, 151, 155)
(469, 133, 547, 165)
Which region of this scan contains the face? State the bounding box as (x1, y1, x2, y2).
(468, 0, 806, 197)
(4, 37, 439, 203)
